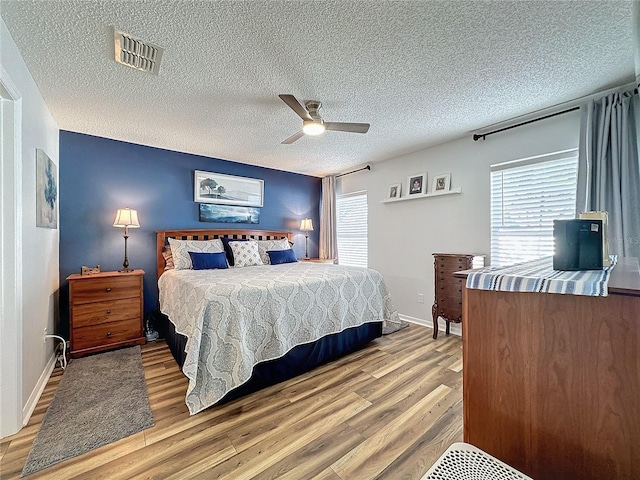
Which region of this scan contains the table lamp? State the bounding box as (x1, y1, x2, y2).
(113, 208, 140, 272)
(300, 218, 313, 259)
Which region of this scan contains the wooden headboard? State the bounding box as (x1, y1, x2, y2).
(156, 228, 293, 279)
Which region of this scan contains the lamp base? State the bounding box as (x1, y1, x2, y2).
(120, 233, 133, 273)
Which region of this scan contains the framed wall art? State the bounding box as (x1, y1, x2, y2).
(199, 204, 260, 224)
(387, 183, 401, 199)
(432, 173, 451, 193)
(194, 170, 264, 207)
(407, 173, 427, 196)
(36, 149, 58, 229)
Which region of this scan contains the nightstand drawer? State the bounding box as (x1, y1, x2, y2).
(72, 320, 142, 351)
(72, 297, 141, 328)
(71, 275, 141, 305)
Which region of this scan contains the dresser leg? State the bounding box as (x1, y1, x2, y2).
(432, 304, 439, 339)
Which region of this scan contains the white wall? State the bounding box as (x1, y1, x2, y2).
(339, 111, 581, 326)
(1, 17, 59, 437)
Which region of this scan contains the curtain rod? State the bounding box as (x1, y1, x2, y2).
(473, 107, 579, 141)
(473, 81, 638, 142)
(335, 165, 371, 177)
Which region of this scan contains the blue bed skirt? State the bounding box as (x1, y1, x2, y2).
(155, 309, 382, 405)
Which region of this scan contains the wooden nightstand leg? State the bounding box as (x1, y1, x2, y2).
(432, 304, 439, 339)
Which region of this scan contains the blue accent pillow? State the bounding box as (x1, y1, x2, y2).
(221, 237, 248, 266)
(188, 251, 228, 270)
(267, 249, 298, 265)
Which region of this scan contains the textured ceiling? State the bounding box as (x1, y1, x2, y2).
(1, 1, 636, 176)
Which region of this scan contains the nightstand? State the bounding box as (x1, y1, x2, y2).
(67, 270, 145, 358)
(301, 258, 335, 264)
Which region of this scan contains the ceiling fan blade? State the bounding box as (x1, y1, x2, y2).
(281, 130, 305, 144)
(279, 94, 311, 120)
(324, 122, 370, 134)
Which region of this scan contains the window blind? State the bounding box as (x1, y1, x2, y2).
(336, 191, 368, 267)
(491, 152, 578, 267)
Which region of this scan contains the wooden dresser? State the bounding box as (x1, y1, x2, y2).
(67, 270, 145, 358)
(432, 253, 484, 339)
(458, 257, 640, 479)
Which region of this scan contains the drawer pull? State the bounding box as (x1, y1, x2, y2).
(106, 331, 112, 337)
(106, 287, 112, 292)
(106, 310, 111, 314)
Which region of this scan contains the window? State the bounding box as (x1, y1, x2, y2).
(491, 150, 578, 267)
(336, 191, 368, 267)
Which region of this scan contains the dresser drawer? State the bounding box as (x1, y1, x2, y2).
(436, 275, 464, 286)
(72, 320, 142, 351)
(435, 261, 471, 278)
(436, 256, 472, 271)
(71, 275, 141, 305)
(437, 298, 463, 322)
(437, 293, 463, 308)
(72, 297, 141, 328)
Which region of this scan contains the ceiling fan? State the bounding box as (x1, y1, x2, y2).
(278, 94, 370, 144)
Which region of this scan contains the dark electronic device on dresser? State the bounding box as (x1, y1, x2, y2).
(553, 219, 603, 271)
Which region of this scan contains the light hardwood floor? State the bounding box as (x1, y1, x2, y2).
(0, 324, 462, 479)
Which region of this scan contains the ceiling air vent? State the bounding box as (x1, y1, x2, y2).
(113, 28, 164, 75)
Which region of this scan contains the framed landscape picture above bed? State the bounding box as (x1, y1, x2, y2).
(199, 204, 260, 224)
(194, 170, 264, 207)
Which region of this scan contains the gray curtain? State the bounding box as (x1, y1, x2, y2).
(576, 89, 640, 260)
(319, 175, 337, 261)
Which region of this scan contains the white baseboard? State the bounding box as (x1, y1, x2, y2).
(399, 313, 462, 337)
(398, 313, 430, 326)
(22, 352, 56, 426)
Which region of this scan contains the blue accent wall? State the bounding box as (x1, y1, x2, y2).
(59, 131, 321, 331)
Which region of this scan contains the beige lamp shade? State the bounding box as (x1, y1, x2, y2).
(300, 218, 314, 232)
(113, 208, 140, 228)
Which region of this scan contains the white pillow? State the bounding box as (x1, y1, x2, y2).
(167, 237, 224, 270)
(229, 241, 263, 267)
(255, 238, 291, 265)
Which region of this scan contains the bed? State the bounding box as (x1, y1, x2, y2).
(156, 228, 400, 414)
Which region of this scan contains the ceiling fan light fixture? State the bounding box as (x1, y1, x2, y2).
(302, 120, 325, 136)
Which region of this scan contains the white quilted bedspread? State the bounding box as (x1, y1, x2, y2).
(158, 262, 400, 414)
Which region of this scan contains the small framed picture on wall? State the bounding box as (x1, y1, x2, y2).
(432, 173, 451, 193)
(407, 173, 427, 195)
(387, 183, 401, 199)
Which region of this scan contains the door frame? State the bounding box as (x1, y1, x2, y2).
(0, 64, 24, 438)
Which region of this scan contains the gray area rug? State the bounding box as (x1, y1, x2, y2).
(22, 346, 154, 477)
(382, 319, 409, 335)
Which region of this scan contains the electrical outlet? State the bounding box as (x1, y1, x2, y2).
(418, 293, 424, 304)
(43, 327, 48, 343)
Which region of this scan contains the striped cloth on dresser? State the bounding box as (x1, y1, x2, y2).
(466, 255, 617, 297)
